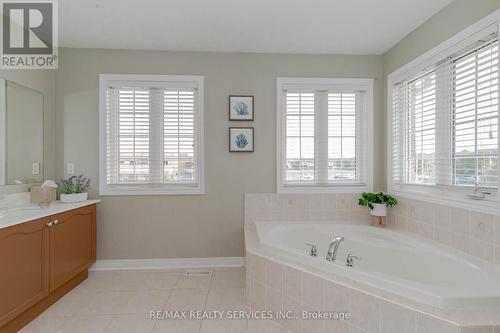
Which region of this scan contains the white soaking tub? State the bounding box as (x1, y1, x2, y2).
(255, 222, 500, 309)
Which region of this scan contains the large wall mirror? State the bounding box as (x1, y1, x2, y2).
(0, 79, 44, 185)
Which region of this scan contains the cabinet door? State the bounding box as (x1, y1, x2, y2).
(49, 205, 96, 292)
(0, 217, 50, 327)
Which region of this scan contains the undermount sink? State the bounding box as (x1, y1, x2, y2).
(0, 206, 42, 218)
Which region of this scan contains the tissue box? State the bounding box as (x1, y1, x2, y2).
(30, 186, 57, 208)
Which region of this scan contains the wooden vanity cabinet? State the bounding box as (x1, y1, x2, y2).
(0, 217, 50, 327)
(0, 204, 96, 332)
(49, 205, 96, 292)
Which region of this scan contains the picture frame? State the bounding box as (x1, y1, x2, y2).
(229, 127, 254, 152)
(229, 95, 254, 121)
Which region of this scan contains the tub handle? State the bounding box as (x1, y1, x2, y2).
(305, 243, 318, 257)
(346, 254, 361, 268)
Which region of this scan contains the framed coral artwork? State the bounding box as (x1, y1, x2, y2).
(229, 127, 254, 152)
(229, 95, 254, 121)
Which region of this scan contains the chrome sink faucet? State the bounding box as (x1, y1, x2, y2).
(326, 236, 344, 261)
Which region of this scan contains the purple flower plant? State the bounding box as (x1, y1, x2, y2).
(58, 175, 91, 194)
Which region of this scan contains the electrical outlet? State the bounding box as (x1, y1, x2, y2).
(32, 162, 40, 175)
(67, 163, 75, 175)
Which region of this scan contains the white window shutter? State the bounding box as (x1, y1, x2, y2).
(285, 91, 315, 183)
(106, 87, 120, 184)
(99, 74, 204, 195)
(163, 90, 197, 184)
(392, 82, 407, 185)
(391, 35, 498, 193)
(328, 92, 361, 183)
(149, 88, 164, 183)
(114, 89, 150, 184)
(407, 71, 437, 185)
(278, 78, 373, 192)
(452, 39, 498, 188)
(435, 58, 454, 186)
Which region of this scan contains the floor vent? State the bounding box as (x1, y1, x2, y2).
(184, 269, 213, 277)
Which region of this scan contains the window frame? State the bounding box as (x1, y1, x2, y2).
(99, 74, 205, 196)
(276, 77, 374, 194)
(387, 9, 500, 213)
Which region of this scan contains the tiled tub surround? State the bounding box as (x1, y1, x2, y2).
(256, 222, 500, 309)
(244, 193, 500, 332)
(386, 197, 500, 266)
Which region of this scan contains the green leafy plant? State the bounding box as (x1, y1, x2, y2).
(358, 192, 398, 210)
(58, 175, 91, 194)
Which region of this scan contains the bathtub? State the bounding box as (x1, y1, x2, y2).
(255, 222, 500, 309)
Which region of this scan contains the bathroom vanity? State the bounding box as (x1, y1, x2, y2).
(0, 76, 100, 332)
(0, 201, 98, 333)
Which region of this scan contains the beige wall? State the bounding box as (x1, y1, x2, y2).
(383, 0, 500, 75)
(0, 69, 56, 194)
(55, 48, 383, 259)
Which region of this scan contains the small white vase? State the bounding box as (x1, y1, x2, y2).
(370, 203, 387, 217)
(60, 192, 88, 203)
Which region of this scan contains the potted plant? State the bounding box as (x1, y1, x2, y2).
(58, 175, 91, 203)
(358, 192, 398, 225)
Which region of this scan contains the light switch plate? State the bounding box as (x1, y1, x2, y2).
(32, 162, 40, 175)
(66, 163, 75, 175)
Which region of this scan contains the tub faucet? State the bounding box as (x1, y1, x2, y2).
(326, 236, 344, 261)
(346, 254, 361, 267)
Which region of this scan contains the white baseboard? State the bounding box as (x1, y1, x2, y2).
(90, 257, 245, 271)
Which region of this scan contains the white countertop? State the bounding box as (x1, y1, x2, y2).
(0, 199, 100, 230)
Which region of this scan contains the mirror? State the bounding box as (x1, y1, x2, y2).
(0, 79, 44, 185)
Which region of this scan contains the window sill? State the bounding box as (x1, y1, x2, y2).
(278, 183, 372, 194)
(99, 184, 205, 196)
(389, 184, 500, 215)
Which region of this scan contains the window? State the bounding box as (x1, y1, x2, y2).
(453, 40, 498, 188)
(277, 78, 373, 193)
(393, 71, 438, 185)
(389, 20, 499, 207)
(99, 74, 204, 195)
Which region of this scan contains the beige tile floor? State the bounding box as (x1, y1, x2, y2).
(20, 268, 291, 333)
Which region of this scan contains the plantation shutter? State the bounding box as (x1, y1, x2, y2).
(105, 81, 200, 189)
(328, 92, 366, 183)
(284, 91, 315, 182)
(106, 88, 151, 184)
(163, 90, 197, 184)
(282, 86, 368, 188)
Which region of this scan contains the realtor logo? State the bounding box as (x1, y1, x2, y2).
(1, 0, 58, 69)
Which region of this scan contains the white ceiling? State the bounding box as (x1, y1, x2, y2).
(59, 0, 453, 55)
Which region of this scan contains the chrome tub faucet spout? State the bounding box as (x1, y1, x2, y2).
(326, 236, 344, 261)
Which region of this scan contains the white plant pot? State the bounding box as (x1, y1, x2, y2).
(60, 192, 88, 203)
(370, 203, 387, 217)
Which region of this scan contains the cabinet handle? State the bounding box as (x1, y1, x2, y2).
(46, 220, 58, 228)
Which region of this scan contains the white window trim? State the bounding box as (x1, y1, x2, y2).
(99, 74, 205, 196)
(276, 77, 374, 194)
(387, 9, 500, 214)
